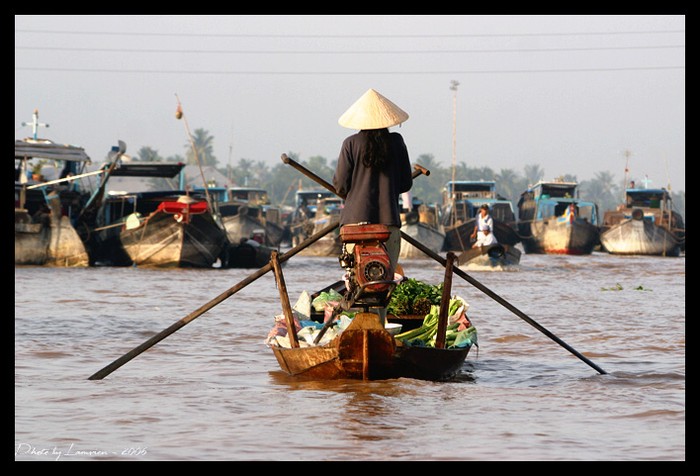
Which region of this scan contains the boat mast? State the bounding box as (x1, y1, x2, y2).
(21, 108, 49, 140)
(174, 94, 214, 214)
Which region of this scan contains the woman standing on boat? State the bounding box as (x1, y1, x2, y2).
(333, 88, 414, 320)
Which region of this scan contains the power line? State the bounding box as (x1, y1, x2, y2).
(14, 65, 684, 75)
(15, 28, 685, 38)
(14, 44, 686, 55)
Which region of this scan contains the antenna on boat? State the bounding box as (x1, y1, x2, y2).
(21, 108, 49, 140)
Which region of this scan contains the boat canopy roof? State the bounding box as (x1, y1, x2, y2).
(15, 138, 91, 163)
(531, 181, 578, 198)
(228, 187, 270, 204)
(625, 188, 671, 207)
(110, 162, 185, 178)
(295, 189, 336, 206)
(445, 180, 496, 193)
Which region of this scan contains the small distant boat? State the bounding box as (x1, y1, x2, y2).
(440, 180, 520, 252)
(457, 243, 522, 270)
(289, 190, 344, 257)
(15, 137, 93, 267)
(517, 180, 600, 255)
(600, 187, 684, 256)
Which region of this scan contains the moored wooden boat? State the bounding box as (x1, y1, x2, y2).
(600, 187, 684, 256)
(517, 180, 600, 255)
(600, 217, 681, 256)
(15, 137, 93, 267)
(119, 195, 228, 268)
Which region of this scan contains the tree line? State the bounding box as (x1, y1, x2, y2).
(133, 128, 686, 221)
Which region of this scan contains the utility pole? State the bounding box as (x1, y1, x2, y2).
(623, 149, 632, 200)
(450, 80, 459, 186)
(450, 80, 459, 227)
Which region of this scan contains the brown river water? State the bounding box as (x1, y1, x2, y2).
(14, 250, 685, 461)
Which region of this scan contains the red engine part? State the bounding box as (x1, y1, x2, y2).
(340, 224, 395, 294)
(353, 243, 393, 293)
(340, 223, 392, 243)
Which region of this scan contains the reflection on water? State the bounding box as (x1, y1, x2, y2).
(15, 252, 684, 460)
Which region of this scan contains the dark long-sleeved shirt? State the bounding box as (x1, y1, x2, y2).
(333, 130, 413, 227)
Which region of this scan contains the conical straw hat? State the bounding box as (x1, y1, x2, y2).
(338, 88, 409, 130)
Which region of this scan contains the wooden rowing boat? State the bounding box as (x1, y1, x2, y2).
(269, 312, 471, 381)
(457, 243, 522, 270)
(267, 243, 475, 382)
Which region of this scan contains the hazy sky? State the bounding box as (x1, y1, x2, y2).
(15, 15, 685, 192)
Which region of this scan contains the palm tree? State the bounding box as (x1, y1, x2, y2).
(185, 128, 217, 167)
(230, 158, 254, 186)
(135, 146, 162, 162)
(523, 164, 544, 187)
(495, 168, 519, 201)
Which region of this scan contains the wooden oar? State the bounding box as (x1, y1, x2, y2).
(270, 250, 299, 348)
(435, 252, 456, 349)
(280, 154, 607, 376)
(400, 232, 608, 375)
(87, 221, 339, 380)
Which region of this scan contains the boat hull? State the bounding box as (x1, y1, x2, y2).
(457, 243, 521, 270)
(120, 211, 227, 268)
(15, 209, 49, 265)
(221, 212, 284, 249)
(600, 217, 681, 256)
(520, 219, 599, 255)
(270, 312, 471, 381)
(15, 208, 89, 267)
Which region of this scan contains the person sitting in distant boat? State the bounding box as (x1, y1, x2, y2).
(471, 204, 497, 247)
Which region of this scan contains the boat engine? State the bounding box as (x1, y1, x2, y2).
(338, 223, 396, 308)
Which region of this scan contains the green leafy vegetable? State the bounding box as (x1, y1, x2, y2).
(387, 278, 443, 316)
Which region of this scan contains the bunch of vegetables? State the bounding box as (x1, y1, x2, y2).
(394, 298, 478, 349)
(386, 278, 443, 316)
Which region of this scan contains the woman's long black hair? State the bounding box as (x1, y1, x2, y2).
(361, 128, 390, 169)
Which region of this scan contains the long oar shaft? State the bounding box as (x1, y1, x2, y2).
(88, 221, 339, 380)
(400, 232, 607, 375)
(280, 154, 430, 196)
